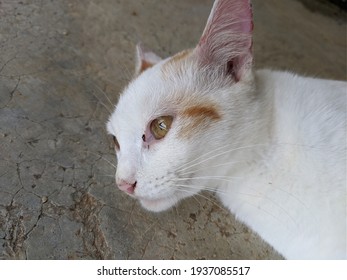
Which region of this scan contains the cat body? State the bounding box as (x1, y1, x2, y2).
(107, 0, 346, 259)
(219, 70, 346, 259)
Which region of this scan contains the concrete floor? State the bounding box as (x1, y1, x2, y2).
(0, 0, 345, 259)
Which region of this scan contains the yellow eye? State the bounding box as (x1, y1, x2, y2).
(150, 116, 173, 140)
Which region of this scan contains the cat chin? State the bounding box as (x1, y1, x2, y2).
(139, 197, 178, 212)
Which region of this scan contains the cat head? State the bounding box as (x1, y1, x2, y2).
(106, 0, 254, 212)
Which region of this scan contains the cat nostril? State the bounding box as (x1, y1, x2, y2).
(118, 180, 137, 195)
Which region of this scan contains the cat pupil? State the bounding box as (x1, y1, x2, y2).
(159, 121, 166, 131)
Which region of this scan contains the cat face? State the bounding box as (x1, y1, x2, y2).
(107, 53, 224, 211)
(106, 0, 254, 212)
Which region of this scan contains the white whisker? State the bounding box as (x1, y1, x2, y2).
(88, 151, 117, 169)
(90, 89, 113, 114)
(177, 144, 267, 173)
(175, 187, 226, 211)
(92, 82, 114, 108)
(176, 176, 243, 184)
(178, 142, 239, 169)
(176, 183, 298, 229)
(179, 160, 243, 176)
(97, 174, 115, 178)
(177, 141, 326, 175)
(176, 183, 218, 193)
(99, 157, 117, 169)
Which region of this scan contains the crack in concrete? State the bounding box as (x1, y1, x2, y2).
(71, 192, 112, 259)
(23, 204, 43, 243)
(1, 205, 26, 259)
(0, 77, 21, 110)
(0, 56, 18, 74)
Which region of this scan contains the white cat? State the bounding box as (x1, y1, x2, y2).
(106, 0, 346, 259)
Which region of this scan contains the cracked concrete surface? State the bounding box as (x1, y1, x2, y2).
(0, 0, 345, 259)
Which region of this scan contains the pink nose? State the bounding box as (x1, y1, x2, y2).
(118, 180, 137, 194)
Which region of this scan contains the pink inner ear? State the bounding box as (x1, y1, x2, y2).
(135, 43, 162, 75)
(196, 0, 253, 80)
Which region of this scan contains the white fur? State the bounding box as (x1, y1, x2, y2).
(218, 70, 346, 259)
(106, 0, 346, 259)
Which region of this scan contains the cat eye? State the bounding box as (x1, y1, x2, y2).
(112, 135, 120, 150)
(150, 116, 173, 140)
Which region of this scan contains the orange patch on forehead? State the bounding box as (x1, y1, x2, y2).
(182, 105, 220, 121)
(179, 104, 221, 138)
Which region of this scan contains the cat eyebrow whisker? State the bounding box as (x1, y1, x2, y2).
(119, 61, 134, 82)
(92, 82, 115, 109)
(90, 89, 113, 114)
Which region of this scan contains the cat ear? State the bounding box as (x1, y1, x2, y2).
(135, 43, 162, 76)
(195, 0, 253, 81)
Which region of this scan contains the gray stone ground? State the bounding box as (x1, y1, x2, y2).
(0, 0, 345, 259)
